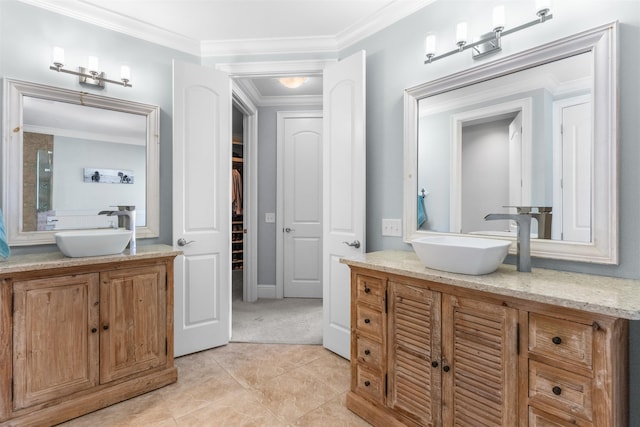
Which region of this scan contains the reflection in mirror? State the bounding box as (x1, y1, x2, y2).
(3, 79, 159, 246)
(418, 53, 592, 243)
(23, 97, 147, 232)
(404, 23, 618, 264)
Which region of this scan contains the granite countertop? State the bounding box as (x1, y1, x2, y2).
(0, 244, 181, 275)
(341, 250, 640, 320)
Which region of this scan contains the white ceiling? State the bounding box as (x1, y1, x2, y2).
(22, 0, 433, 104)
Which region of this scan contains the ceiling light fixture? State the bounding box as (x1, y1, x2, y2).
(49, 46, 132, 88)
(425, 1, 553, 64)
(278, 77, 308, 89)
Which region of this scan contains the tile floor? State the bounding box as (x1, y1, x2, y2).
(58, 343, 372, 426)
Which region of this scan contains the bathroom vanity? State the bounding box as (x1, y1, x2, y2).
(0, 245, 180, 426)
(343, 251, 636, 426)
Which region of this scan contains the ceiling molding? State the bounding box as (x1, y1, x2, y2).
(201, 35, 338, 58)
(235, 79, 322, 107)
(215, 59, 336, 78)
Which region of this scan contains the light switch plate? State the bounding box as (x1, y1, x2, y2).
(265, 213, 276, 223)
(382, 219, 402, 236)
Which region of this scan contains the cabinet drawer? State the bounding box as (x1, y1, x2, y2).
(356, 334, 383, 369)
(529, 360, 592, 422)
(529, 313, 593, 369)
(355, 274, 384, 309)
(355, 364, 385, 404)
(529, 406, 593, 427)
(356, 304, 383, 337)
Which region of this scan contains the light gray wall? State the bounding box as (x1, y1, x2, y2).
(256, 105, 321, 286)
(0, 0, 199, 254)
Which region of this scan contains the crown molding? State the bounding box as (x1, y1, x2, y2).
(201, 35, 339, 58)
(215, 59, 336, 78)
(18, 0, 202, 56)
(235, 79, 322, 107)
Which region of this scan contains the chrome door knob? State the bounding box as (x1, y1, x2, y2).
(177, 238, 195, 247)
(284, 227, 295, 233)
(343, 240, 361, 249)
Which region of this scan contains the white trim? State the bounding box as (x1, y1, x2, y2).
(216, 59, 336, 78)
(232, 83, 258, 303)
(257, 284, 277, 299)
(234, 79, 322, 107)
(404, 22, 618, 265)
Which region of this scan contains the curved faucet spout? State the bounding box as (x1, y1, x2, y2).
(484, 213, 532, 272)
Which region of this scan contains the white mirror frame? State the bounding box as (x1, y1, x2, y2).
(2, 78, 160, 245)
(403, 22, 618, 264)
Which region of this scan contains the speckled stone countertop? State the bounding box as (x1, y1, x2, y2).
(341, 250, 640, 320)
(0, 244, 181, 275)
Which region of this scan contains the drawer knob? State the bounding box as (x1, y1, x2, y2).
(364, 286, 371, 293)
(364, 349, 371, 355)
(103, 324, 109, 330)
(443, 365, 450, 373)
(91, 327, 97, 333)
(552, 336, 562, 345)
(552, 386, 562, 396)
(364, 318, 371, 324)
(364, 380, 371, 387)
(431, 361, 439, 368)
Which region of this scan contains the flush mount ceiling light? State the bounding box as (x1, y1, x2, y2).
(49, 46, 132, 88)
(424, 0, 553, 64)
(278, 77, 309, 89)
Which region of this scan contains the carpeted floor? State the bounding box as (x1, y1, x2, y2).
(231, 271, 323, 345)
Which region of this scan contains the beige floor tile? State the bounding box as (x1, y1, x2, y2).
(298, 350, 351, 393)
(292, 392, 372, 427)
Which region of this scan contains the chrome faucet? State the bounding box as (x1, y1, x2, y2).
(484, 212, 532, 272)
(99, 205, 136, 254)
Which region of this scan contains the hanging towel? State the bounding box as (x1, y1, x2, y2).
(0, 209, 10, 259)
(417, 195, 427, 229)
(232, 169, 243, 216)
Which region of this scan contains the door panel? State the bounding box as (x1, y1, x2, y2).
(173, 60, 231, 356)
(322, 51, 366, 359)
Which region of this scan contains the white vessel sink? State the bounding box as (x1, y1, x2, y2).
(55, 229, 132, 258)
(411, 235, 511, 275)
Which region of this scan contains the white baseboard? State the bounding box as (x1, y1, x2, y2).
(257, 284, 277, 299)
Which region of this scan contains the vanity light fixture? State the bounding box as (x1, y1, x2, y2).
(49, 47, 132, 88)
(424, 2, 553, 64)
(278, 77, 308, 89)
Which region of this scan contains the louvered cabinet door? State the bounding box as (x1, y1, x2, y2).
(387, 280, 442, 426)
(441, 294, 519, 426)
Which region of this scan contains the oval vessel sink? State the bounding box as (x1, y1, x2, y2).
(411, 235, 511, 275)
(55, 229, 132, 258)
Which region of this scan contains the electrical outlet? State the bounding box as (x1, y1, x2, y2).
(382, 219, 402, 236)
(265, 212, 276, 223)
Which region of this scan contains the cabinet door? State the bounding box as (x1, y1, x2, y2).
(442, 294, 519, 426)
(387, 280, 442, 426)
(13, 274, 99, 410)
(100, 265, 167, 383)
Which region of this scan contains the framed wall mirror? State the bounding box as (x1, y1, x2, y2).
(3, 78, 160, 246)
(403, 22, 618, 264)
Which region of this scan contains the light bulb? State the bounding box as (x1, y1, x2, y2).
(52, 46, 64, 67)
(493, 5, 505, 32)
(456, 22, 468, 45)
(87, 56, 99, 74)
(120, 65, 131, 82)
(425, 35, 437, 56)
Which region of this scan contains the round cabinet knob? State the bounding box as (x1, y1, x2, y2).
(552, 336, 562, 345)
(443, 365, 450, 373)
(431, 361, 439, 368)
(552, 386, 562, 396)
(364, 287, 371, 294)
(103, 324, 109, 330)
(364, 349, 371, 356)
(91, 327, 97, 333)
(364, 318, 371, 324)
(364, 380, 371, 387)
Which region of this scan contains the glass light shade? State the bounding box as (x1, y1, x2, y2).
(120, 65, 131, 81)
(87, 56, 99, 74)
(493, 6, 505, 31)
(535, 0, 551, 14)
(456, 22, 468, 44)
(425, 35, 437, 56)
(278, 77, 308, 89)
(52, 46, 64, 66)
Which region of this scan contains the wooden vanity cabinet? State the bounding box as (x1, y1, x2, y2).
(0, 253, 177, 426)
(346, 267, 627, 427)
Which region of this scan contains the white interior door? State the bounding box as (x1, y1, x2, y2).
(560, 101, 592, 242)
(322, 51, 366, 359)
(279, 112, 323, 298)
(173, 60, 231, 357)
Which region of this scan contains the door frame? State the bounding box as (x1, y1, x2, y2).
(275, 110, 323, 299)
(232, 83, 258, 302)
(217, 60, 334, 301)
